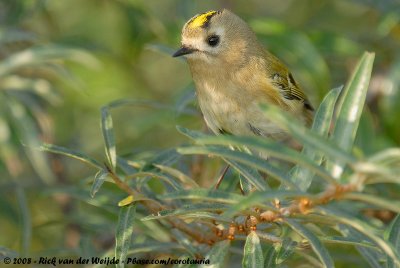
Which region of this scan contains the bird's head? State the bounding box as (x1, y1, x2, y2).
(173, 10, 260, 66)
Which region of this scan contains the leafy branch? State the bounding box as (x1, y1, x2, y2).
(37, 52, 400, 268)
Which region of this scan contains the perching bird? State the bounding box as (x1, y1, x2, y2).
(173, 9, 314, 143)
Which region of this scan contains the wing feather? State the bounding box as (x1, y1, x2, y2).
(264, 51, 314, 111)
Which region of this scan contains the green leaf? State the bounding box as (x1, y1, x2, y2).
(284, 218, 334, 268)
(240, 175, 254, 195)
(126, 171, 183, 190)
(16, 187, 31, 257)
(257, 232, 283, 244)
(386, 214, 400, 268)
(101, 106, 116, 171)
(224, 159, 269, 191)
(193, 135, 336, 185)
(141, 203, 229, 221)
(150, 148, 182, 167)
(321, 236, 376, 249)
(0, 45, 99, 77)
(176, 125, 208, 140)
(1, 75, 62, 105)
(263, 245, 277, 268)
(243, 231, 264, 268)
(90, 169, 109, 198)
(0, 246, 18, 258)
(200, 240, 230, 268)
(342, 193, 400, 214)
(290, 86, 342, 191)
(154, 164, 199, 188)
(338, 224, 385, 268)
(223, 190, 308, 218)
(328, 52, 375, 179)
(178, 145, 299, 189)
(118, 195, 135, 207)
(10, 98, 56, 184)
(38, 143, 103, 169)
(358, 246, 385, 268)
(170, 229, 198, 258)
(43, 186, 117, 213)
(0, 29, 36, 45)
(260, 104, 356, 165)
(275, 238, 296, 265)
(353, 161, 400, 184)
(127, 242, 185, 255)
(369, 148, 400, 164)
(117, 157, 138, 174)
(317, 207, 400, 266)
(115, 204, 136, 268)
(148, 211, 231, 223)
(388, 214, 400, 251)
(159, 189, 243, 204)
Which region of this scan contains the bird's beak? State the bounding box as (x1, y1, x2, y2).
(172, 46, 195, 57)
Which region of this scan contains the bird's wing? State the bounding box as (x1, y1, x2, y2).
(264, 52, 314, 111)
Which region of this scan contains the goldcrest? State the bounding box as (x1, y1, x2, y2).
(173, 10, 313, 141)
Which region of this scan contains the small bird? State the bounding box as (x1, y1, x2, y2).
(173, 10, 314, 142)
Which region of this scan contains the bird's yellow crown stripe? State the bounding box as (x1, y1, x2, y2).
(188, 11, 217, 28)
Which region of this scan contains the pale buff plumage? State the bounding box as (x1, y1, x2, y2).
(174, 10, 313, 141)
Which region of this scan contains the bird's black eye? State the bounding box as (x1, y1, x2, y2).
(207, 35, 220, 47)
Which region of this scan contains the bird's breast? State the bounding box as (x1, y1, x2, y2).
(194, 78, 287, 140)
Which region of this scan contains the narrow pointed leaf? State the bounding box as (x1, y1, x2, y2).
(275, 238, 297, 265)
(193, 136, 336, 185)
(387, 214, 400, 251)
(223, 190, 308, 218)
(224, 159, 269, 191)
(118, 195, 135, 207)
(263, 245, 277, 268)
(260, 104, 356, 164)
(369, 148, 400, 164)
(126, 242, 184, 255)
(386, 214, 400, 268)
(0, 246, 18, 258)
(178, 145, 299, 189)
(243, 231, 264, 268)
(16, 187, 31, 256)
(101, 107, 116, 171)
(90, 169, 109, 198)
(0, 45, 99, 77)
(321, 236, 376, 249)
(200, 240, 230, 268)
(170, 229, 198, 258)
(126, 171, 183, 190)
(10, 99, 55, 184)
(38, 143, 102, 169)
(285, 218, 334, 268)
(291, 86, 342, 190)
(154, 164, 199, 187)
(176, 125, 207, 140)
(141, 203, 229, 221)
(342, 193, 400, 213)
(115, 204, 136, 268)
(240, 175, 254, 195)
(159, 189, 243, 204)
(149, 211, 231, 222)
(358, 246, 385, 268)
(317, 207, 400, 266)
(117, 157, 138, 174)
(337, 224, 385, 268)
(329, 52, 375, 179)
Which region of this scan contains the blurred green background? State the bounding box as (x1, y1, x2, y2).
(1, 0, 399, 261)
